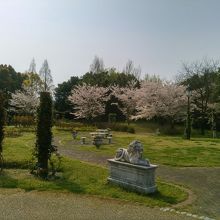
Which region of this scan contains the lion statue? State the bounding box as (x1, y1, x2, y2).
(114, 140, 150, 166)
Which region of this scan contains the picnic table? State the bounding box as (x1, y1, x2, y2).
(90, 129, 112, 145)
(90, 129, 111, 138)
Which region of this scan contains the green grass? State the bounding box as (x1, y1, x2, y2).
(0, 163, 187, 207)
(3, 132, 34, 168)
(0, 131, 188, 207)
(55, 130, 220, 167)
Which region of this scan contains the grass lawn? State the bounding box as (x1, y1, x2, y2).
(0, 131, 188, 207)
(55, 130, 220, 167)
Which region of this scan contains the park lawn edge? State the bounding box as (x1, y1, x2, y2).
(4, 131, 220, 168)
(54, 130, 220, 167)
(0, 157, 188, 208)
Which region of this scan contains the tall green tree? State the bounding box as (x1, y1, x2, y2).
(39, 60, 53, 92)
(54, 76, 80, 118)
(81, 69, 138, 87)
(178, 59, 219, 135)
(0, 91, 5, 168)
(0, 65, 24, 93)
(35, 92, 53, 178)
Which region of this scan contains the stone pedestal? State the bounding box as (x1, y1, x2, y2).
(107, 159, 158, 194)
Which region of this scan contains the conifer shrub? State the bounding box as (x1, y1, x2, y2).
(0, 91, 5, 171)
(35, 92, 53, 178)
(0, 91, 5, 153)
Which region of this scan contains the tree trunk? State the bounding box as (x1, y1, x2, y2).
(37, 151, 49, 178)
(127, 119, 130, 125)
(212, 111, 217, 139)
(200, 115, 205, 135)
(170, 119, 175, 129)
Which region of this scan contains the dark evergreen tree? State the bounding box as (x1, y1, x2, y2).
(0, 91, 5, 171)
(178, 59, 219, 135)
(0, 64, 24, 93)
(81, 70, 138, 87)
(0, 91, 5, 151)
(54, 76, 80, 118)
(36, 92, 53, 178)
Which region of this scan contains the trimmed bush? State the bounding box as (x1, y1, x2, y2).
(127, 126, 135, 134)
(97, 122, 135, 133)
(12, 115, 36, 127)
(5, 127, 22, 137)
(55, 120, 135, 133)
(35, 92, 53, 178)
(55, 120, 96, 131)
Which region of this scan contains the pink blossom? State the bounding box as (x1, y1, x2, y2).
(68, 83, 109, 120)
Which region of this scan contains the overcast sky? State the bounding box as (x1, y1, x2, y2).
(0, 0, 220, 85)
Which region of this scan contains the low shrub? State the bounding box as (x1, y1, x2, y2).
(161, 126, 183, 136)
(55, 120, 96, 132)
(5, 127, 22, 137)
(18, 127, 36, 133)
(127, 126, 135, 133)
(97, 123, 135, 133)
(55, 120, 135, 133)
(12, 115, 36, 127)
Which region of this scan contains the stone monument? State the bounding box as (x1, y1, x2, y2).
(107, 140, 158, 194)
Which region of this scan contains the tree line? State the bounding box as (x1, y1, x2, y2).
(1, 57, 220, 135)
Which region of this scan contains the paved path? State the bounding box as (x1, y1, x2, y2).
(54, 137, 220, 219)
(157, 166, 220, 218)
(0, 189, 193, 220)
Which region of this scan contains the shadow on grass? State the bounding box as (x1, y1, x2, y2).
(3, 161, 30, 169)
(147, 190, 180, 204)
(106, 181, 185, 205)
(0, 169, 85, 194)
(0, 167, 187, 208)
(0, 171, 19, 188)
(53, 174, 85, 194)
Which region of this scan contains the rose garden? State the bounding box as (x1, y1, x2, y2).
(0, 58, 219, 220)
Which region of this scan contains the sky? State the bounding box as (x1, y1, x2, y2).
(0, 0, 220, 85)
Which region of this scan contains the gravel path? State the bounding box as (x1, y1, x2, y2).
(54, 137, 220, 219)
(0, 189, 193, 220)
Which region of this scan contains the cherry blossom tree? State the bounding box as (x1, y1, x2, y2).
(134, 81, 188, 126)
(111, 81, 139, 124)
(68, 83, 109, 121)
(155, 82, 187, 125)
(133, 81, 161, 120)
(9, 60, 44, 117)
(10, 84, 39, 115)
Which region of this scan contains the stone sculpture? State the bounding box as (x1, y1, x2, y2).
(108, 140, 157, 194)
(114, 140, 150, 166)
